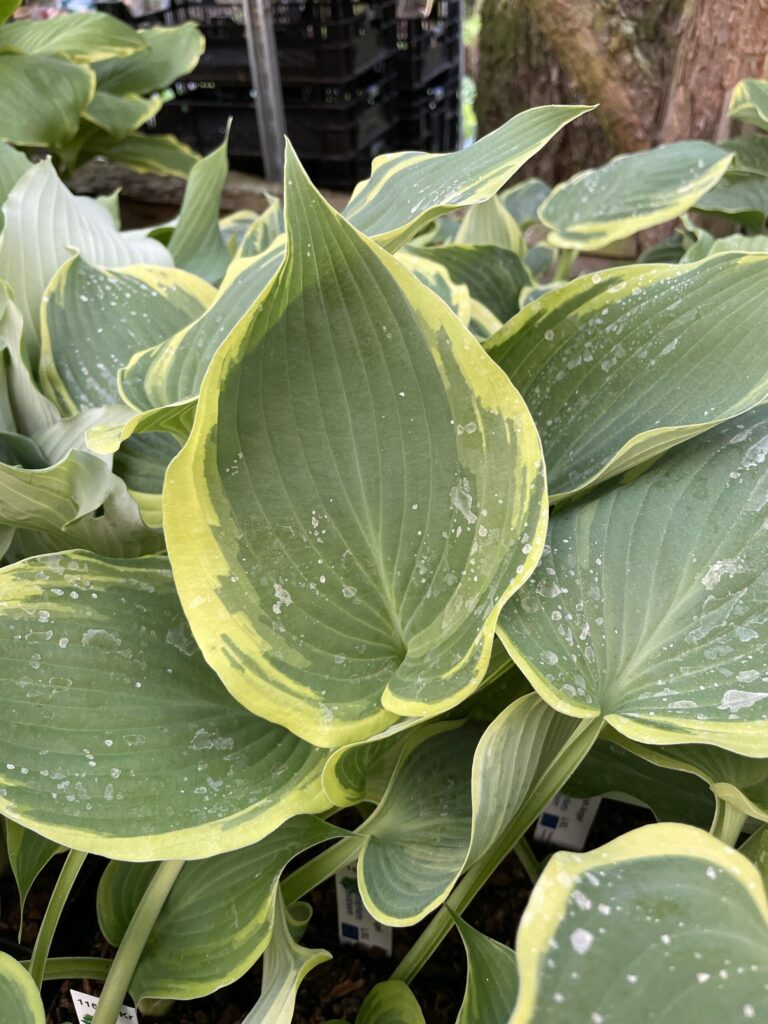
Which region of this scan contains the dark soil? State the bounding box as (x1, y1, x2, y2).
(0, 799, 652, 1024)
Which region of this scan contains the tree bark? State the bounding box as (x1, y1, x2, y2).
(657, 0, 768, 143)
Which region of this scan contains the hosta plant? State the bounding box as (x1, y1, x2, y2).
(0, 59, 767, 1024)
(0, 3, 202, 178)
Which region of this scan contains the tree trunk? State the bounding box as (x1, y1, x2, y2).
(657, 0, 768, 143)
(476, 0, 768, 182)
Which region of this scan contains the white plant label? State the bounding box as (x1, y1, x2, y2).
(534, 793, 602, 850)
(70, 989, 139, 1024)
(335, 860, 393, 955)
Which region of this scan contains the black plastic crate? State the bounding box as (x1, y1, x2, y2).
(152, 95, 258, 159)
(277, 14, 396, 82)
(396, 0, 460, 89)
(398, 70, 459, 151)
(303, 127, 392, 188)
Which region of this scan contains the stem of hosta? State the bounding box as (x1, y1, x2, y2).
(281, 835, 364, 907)
(552, 248, 577, 281)
(28, 848, 87, 989)
(514, 837, 541, 883)
(92, 859, 184, 1024)
(710, 799, 747, 847)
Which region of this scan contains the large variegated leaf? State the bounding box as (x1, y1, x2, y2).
(510, 824, 768, 1024)
(0, 54, 94, 148)
(454, 195, 524, 253)
(499, 407, 768, 756)
(0, 161, 171, 362)
(0, 553, 328, 860)
(415, 244, 530, 324)
(40, 255, 213, 414)
(0, 952, 45, 1024)
(5, 819, 63, 926)
(96, 817, 340, 1000)
(453, 913, 518, 1024)
(539, 142, 733, 250)
(342, 105, 592, 249)
(84, 130, 198, 177)
(730, 79, 768, 131)
(164, 145, 547, 747)
(93, 24, 204, 95)
(487, 252, 768, 499)
(242, 895, 330, 1024)
(0, 12, 142, 61)
(167, 136, 230, 283)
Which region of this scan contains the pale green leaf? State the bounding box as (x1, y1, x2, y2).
(0, 12, 143, 61)
(509, 824, 768, 1024)
(0, 140, 29, 231)
(0, 285, 59, 437)
(539, 142, 733, 250)
(93, 23, 204, 95)
(500, 178, 550, 226)
(95, 188, 121, 228)
(0, 53, 94, 147)
(0, 160, 171, 363)
(242, 893, 330, 1024)
(87, 130, 199, 177)
(499, 406, 768, 756)
(395, 249, 471, 325)
(487, 252, 768, 499)
(729, 78, 768, 131)
(97, 817, 340, 1001)
(455, 195, 525, 254)
(355, 981, 426, 1024)
(452, 913, 518, 1024)
(168, 134, 230, 283)
(219, 209, 258, 255)
(84, 91, 162, 135)
(342, 104, 593, 249)
(695, 171, 768, 231)
(40, 256, 214, 414)
(721, 134, 768, 176)
(0, 951, 45, 1024)
(5, 819, 64, 926)
(164, 144, 547, 747)
(235, 195, 285, 258)
(0, 553, 328, 860)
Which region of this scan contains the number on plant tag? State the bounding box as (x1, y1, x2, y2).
(70, 989, 139, 1024)
(335, 861, 393, 955)
(534, 793, 601, 850)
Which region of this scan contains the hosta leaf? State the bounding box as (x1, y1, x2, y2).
(236, 195, 285, 258)
(84, 91, 162, 135)
(695, 171, 768, 231)
(354, 695, 598, 926)
(242, 894, 330, 1024)
(97, 817, 340, 1000)
(5, 819, 63, 925)
(0, 54, 94, 148)
(0, 12, 142, 61)
(0, 951, 45, 1024)
(0, 286, 59, 437)
(509, 824, 768, 1024)
(454, 196, 525, 254)
(729, 79, 768, 131)
(86, 130, 199, 177)
(609, 735, 768, 829)
(40, 255, 214, 414)
(165, 144, 547, 747)
(721, 134, 768, 176)
(396, 249, 471, 325)
(0, 449, 161, 557)
(500, 178, 550, 226)
(355, 981, 426, 1024)
(498, 407, 768, 757)
(741, 826, 768, 882)
(413, 244, 530, 324)
(0, 0, 20, 23)
(220, 209, 258, 255)
(0, 141, 29, 230)
(452, 913, 518, 1024)
(487, 252, 768, 499)
(167, 135, 230, 283)
(0, 553, 328, 860)
(93, 24, 204, 95)
(342, 104, 592, 249)
(0, 161, 171, 362)
(565, 738, 715, 828)
(539, 142, 733, 251)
